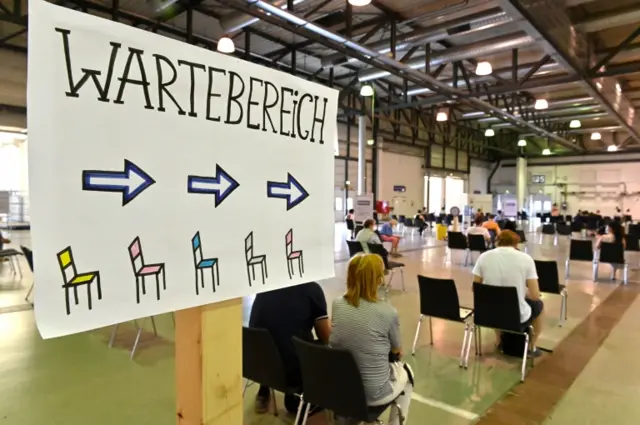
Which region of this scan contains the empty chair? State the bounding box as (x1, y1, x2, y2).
(556, 223, 572, 236)
(534, 260, 568, 325)
(467, 234, 487, 264)
(570, 220, 583, 233)
(468, 283, 534, 382)
(243, 327, 301, 416)
(565, 215, 573, 222)
(368, 243, 405, 291)
(625, 233, 640, 252)
(293, 338, 406, 425)
(411, 276, 473, 365)
(346, 240, 365, 258)
(595, 242, 628, 284)
(447, 231, 469, 265)
(516, 230, 528, 253)
(539, 223, 557, 245)
(403, 218, 415, 235)
(565, 239, 594, 279)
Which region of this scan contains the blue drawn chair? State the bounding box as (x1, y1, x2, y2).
(128, 237, 166, 303)
(285, 228, 304, 279)
(57, 246, 102, 315)
(245, 231, 268, 287)
(191, 231, 220, 294)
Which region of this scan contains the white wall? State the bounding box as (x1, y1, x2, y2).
(377, 150, 424, 216)
(468, 160, 491, 194)
(0, 50, 26, 108)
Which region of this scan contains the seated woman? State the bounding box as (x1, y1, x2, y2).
(467, 216, 491, 245)
(330, 253, 413, 425)
(379, 219, 402, 257)
(596, 221, 626, 250)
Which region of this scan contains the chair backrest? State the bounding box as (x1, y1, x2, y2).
(128, 237, 145, 271)
(628, 224, 640, 237)
(346, 240, 364, 257)
(191, 232, 203, 264)
(245, 232, 254, 261)
(516, 230, 527, 243)
(565, 215, 573, 222)
(242, 327, 289, 393)
(625, 234, 640, 251)
(542, 224, 555, 235)
(571, 220, 583, 232)
(448, 231, 468, 250)
(346, 219, 355, 231)
(569, 239, 594, 261)
(496, 220, 506, 230)
(404, 218, 414, 227)
(285, 229, 293, 256)
(534, 260, 561, 294)
(556, 223, 572, 235)
(468, 234, 487, 252)
(57, 246, 77, 283)
(366, 243, 390, 269)
(21, 246, 34, 272)
(599, 242, 625, 264)
(398, 215, 406, 223)
(293, 338, 369, 420)
(417, 275, 462, 321)
(472, 282, 522, 333)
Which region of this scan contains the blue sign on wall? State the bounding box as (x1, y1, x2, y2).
(393, 185, 406, 192)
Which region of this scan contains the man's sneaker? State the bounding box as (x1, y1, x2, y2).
(254, 395, 270, 414)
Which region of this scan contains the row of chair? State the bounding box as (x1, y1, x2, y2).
(446, 230, 528, 266)
(346, 240, 405, 292)
(243, 327, 404, 425)
(565, 239, 632, 284)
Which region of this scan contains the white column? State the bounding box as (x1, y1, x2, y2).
(357, 115, 366, 195)
(516, 156, 527, 212)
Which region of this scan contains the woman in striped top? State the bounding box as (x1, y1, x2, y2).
(330, 253, 413, 425)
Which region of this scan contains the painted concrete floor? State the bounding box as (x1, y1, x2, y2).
(0, 224, 637, 425)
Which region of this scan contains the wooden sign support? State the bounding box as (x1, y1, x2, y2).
(175, 299, 243, 425)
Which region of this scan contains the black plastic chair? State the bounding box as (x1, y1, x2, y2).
(565, 215, 573, 222)
(346, 219, 355, 239)
(556, 223, 572, 236)
(595, 242, 628, 284)
(447, 231, 469, 265)
(21, 246, 34, 302)
(243, 327, 301, 416)
(496, 220, 506, 230)
(625, 233, 640, 252)
(571, 220, 583, 233)
(565, 239, 594, 279)
(403, 218, 415, 235)
(367, 243, 405, 292)
(469, 283, 533, 382)
(515, 230, 528, 253)
(534, 260, 568, 325)
(292, 338, 404, 425)
(539, 223, 556, 244)
(411, 276, 473, 365)
(346, 240, 364, 258)
(467, 234, 487, 264)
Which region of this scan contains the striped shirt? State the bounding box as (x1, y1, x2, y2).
(329, 296, 402, 404)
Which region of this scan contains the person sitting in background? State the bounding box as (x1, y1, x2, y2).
(551, 203, 560, 217)
(496, 210, 505, 220)
(414, 210, 428, 235)
(467, 216, 491, 244)
(503, 220, 518, 232)
(379, 220, 402, 257)
(330, 253, 413, 425)
(249, 282, 331, 414)
(596, 220, 626, 250)
(482, 214, 501, 241)
(356, 219, 383, 252)
(472, 230, 544, 357)
(346, 209, 355, 221)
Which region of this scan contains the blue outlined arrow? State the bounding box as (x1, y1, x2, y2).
(187, 164, 240, 207)
(82, 159, 155, 206)
(267, 173, 309, 211)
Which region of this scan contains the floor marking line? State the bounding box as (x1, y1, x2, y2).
(410, 392, 479, 420)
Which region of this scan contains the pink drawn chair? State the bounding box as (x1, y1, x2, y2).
(286, 229, 304, 279)
(128, 237, 166, 303)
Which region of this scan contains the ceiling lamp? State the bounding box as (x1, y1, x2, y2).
(569, 119, 581, 129)
(475, 61, 493, 76)
(217, 36, 235, 54)
(518, 139, 527, 147)
(608, 145, 618, 152)
(367, 139, 375, 146)
(360, 85, 374, 97)
(542, 148, 551, 155)
(436, 108, 448, 122)
(534, 99, 549, 110)
(591, 132, 602, 140)
(348, 0, 371, 5)
(484, 128, 495, 137)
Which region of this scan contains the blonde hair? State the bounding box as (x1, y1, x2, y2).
(390, 219, 398, 226)
(344, 253, 385, 307)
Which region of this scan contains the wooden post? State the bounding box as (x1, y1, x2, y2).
(175, 298, 243, 425)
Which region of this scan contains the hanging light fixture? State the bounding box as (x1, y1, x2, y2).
(484, 128, 495, 137)
(518, 139, 527, 147)
(217, 36, 235, 53)
(591, 132, 602, 140)
(542, 148, 551, 155)
(348, 0, 371, 5)
(569, 119, 581, 129)
(608, 145, 618, 152)
(475, 61, 493, 76)
(367, 139, 375, 146)
(360, 85, 374, 97)
(436, 108, 448, 122)
(534, 99, 549, 110)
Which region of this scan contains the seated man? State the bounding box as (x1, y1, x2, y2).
(472, 230, 544, 357)
(379, 219, 402, 257)
(467, 216, 491, 245)
(249, 282, 331, 414)
(482, 214, 501, 243)
(355, 219, 382, 252)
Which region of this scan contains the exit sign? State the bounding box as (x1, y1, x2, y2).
(393, 185, 406, 192)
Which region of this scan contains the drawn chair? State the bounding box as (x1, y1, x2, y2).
(246, 231, 268, 286)
(285, 229, 304, 279)
(128, 237, 166, 303)
(192, 232, 220, 295)
(57, 246, 102, 315)
(21, 246, 34, 303)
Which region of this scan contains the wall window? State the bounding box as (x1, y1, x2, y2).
(335, 197, 343, 212)
(0, 145, 20, 191)
(445, 177, 464, 211)
(347, 198, 354, 211)
(427, 176, 442, 213)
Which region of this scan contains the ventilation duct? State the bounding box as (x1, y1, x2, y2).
(574, 5, 640, 33)
(220, 0, 308, 33)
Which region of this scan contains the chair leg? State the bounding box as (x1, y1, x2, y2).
(294, 396, 310, 425)
(155, 275, 161, 300)
(521, 333, 530, 382)
(287, 260, 292, 279)
(108, 323, 119, 347)
(25, 282, 34, 303)
(463, 250, 469, 267)
(610, 266, 616, 281)
(464, 326, 474, 369)
(565, 258, 570, 280)
(65, 287, 70, 315)
(623, 265, 629, 285)
(400, 268, 405, 291)
(459, 322, 469, 368)
(86, 284, 92, 310)
(162, 270, 166, 290)
(210, 268, 216, 292)
(270, 388, 278, 417)
(195, 269, 200, 295)
(131, 325, 143, 360)
(264, 259, 268, 278)
(261, 264, 266, 285)
(429, 316, 434, 345)
(411, 315, 423, 355)
(142, 276, 146, 295)
(242, 379, 250, 396)
(151, 316, 158, 336)
(73, 286, 79, 305)
(246, 263, 252, 287)
(593, 262, 599, 282)
(477, 327, 483, 356)
(298, 258, 303, 277)
(136, 278, 141, 303)
(14, 256, 23, 279)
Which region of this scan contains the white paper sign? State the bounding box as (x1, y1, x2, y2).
(354, 195, 374, 223)
(28, 0, 338, 338)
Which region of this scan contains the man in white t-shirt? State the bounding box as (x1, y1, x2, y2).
(467, 216, 491, 243)
(472, 230, 544, 356)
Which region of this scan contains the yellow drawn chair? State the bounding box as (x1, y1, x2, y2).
(57, 246, 102, 315)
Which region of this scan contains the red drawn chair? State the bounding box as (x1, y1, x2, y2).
(286, 228, 304, 279)
(128, 237, 166, 303)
